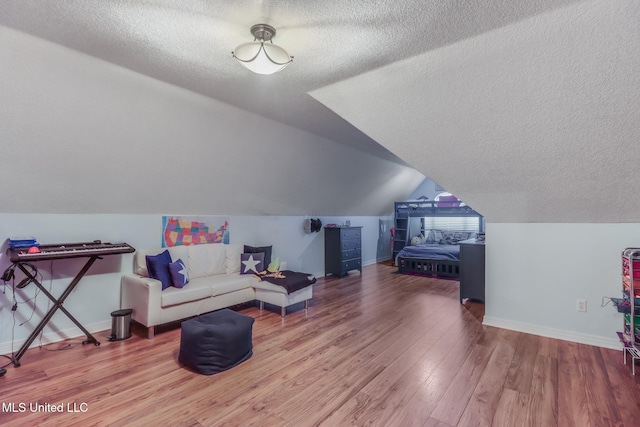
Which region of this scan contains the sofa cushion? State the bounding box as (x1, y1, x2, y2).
(160, 278, 213, 308)
(169, 258, 189, 288)
(188, 243, 227, 279)
(135, 246, 188, 277)
(225, 244, 243, 275)
(241, 252, 264, 274)
(244, 245, 272, 268)
(146, 250, 173, 290)
(160, 274, 256, 307)
(209, 274, 255, 297)
(251, 278, 290, 295)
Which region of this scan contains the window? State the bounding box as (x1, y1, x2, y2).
(422, 216, 480, 233)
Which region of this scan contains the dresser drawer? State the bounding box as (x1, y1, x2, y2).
(342, 247, 361, 260)
(341, 239, 361, 251)
(324, 226, 363, 277)
(341, 228, 361, 240)
(341, 259, 361, 274)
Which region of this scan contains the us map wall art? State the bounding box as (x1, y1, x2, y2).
(162, 216, 229, 247)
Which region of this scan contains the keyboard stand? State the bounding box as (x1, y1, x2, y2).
(11, 256, 101, 367)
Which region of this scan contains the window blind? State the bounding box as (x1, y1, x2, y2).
(422, 216, 481, 233)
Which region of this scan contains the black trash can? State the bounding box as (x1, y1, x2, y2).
(108, 308, 133, 341)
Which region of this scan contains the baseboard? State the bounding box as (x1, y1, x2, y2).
(317, 257, 388, 278)
(0, 319, 111, 357)
(483, 316, 621, 350)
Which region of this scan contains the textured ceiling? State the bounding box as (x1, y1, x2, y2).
(0, 0, 584, 164)
(3, 0, 635, 222)
(311, 0, 640, 222)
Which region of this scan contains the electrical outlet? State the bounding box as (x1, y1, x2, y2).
(577, 299, 587, 312)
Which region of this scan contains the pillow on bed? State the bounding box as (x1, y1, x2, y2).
(425, 230, 435, 243)
(457, 232, 473, 241)
(440, 232, 456, 245)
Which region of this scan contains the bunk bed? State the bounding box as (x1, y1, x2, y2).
(393, 200, 483, 278)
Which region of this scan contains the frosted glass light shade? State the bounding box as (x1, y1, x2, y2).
(233, 41, 292, 75)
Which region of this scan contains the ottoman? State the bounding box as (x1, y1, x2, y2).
(178, 309, 254, 375)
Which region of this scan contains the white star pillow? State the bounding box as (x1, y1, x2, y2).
(241, 252, 264, 274)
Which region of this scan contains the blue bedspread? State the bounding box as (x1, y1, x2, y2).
(396, 243, 460, 262)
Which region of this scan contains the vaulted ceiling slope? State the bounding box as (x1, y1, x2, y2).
(0, 0, 584, 163)
(0, 26, 424, 216)
(2, 0, 634, 219)
(312, 0, 640, 222)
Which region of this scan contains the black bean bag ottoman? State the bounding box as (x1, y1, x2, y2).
(178, 309, 254, 375)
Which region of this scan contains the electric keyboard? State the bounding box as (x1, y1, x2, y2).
(9, 241, 135, 262)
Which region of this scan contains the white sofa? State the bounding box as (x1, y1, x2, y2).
(120, 243, 313, 339)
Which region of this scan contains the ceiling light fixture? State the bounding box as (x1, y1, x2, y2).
(232, 24, 293, 75)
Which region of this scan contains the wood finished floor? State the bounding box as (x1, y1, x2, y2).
(1, 262, 639, 426)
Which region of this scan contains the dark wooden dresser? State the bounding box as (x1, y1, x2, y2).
(459, 238, 485, 303)
(324, 226, 362, 277)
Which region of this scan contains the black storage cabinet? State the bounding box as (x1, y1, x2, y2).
(459, 239, 485, 303)
(324, 226, 362, 277)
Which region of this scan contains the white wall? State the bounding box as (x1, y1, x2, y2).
(405, 177, 442, 202)
(0, 213, 390, 354)
(0, 25, 424, 217)
(232, 215, 392, 276)
(484, 223, 640, 349)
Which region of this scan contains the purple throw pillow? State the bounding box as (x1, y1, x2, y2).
(169, 259, 189, 288)
(145, 250, 173, 290)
